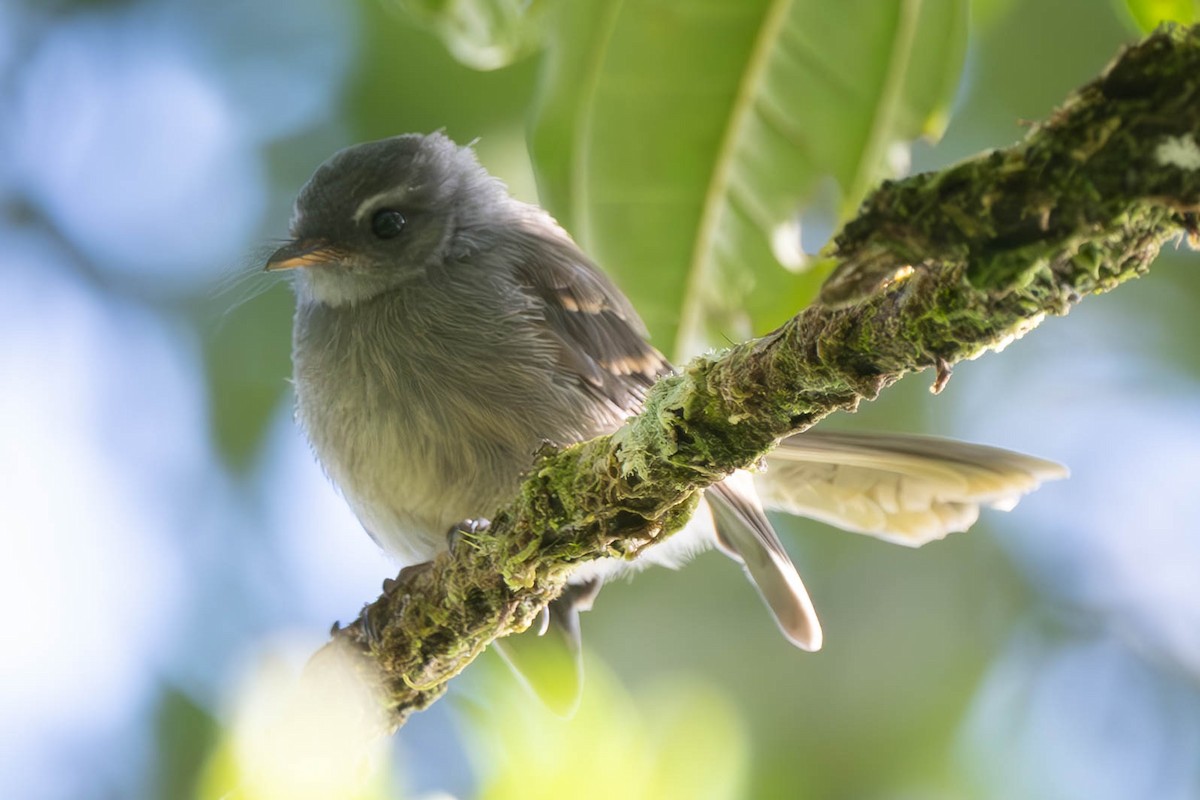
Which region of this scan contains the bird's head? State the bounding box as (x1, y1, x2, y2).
(266, 132, 502, 306)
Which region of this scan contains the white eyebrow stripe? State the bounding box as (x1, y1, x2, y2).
(352, 188, 409, 223)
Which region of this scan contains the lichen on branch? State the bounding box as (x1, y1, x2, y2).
(313, 24, 1200, 732)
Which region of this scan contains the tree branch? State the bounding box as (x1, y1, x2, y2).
(311, 24, 1200, 731)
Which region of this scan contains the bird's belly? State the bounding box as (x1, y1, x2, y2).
(291, 295, 628, 567)
(296, 364, 603, 567)
(305, 405, 531, 565)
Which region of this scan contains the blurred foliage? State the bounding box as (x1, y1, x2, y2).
(392, 0, 553, 70)
(1120, 0, 1199, 31)
(529, 0, 967, 356)
(461, 657, 747, 800)
(347, 0, 539, 143)
(151, 688, 221, 800)
(969, 0, 1020, 28)
(581, 516, 1029, 799)
(198, 647, 395, 800)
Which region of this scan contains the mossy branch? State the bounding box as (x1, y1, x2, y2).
(312, 24, 1200, 731)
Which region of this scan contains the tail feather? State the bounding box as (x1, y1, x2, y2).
(759, 430, 1068, 546)
(500, 430, 1064, 676)
(708, 475, 823, 652)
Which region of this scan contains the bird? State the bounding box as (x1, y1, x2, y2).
(266, 131, 1066, 711)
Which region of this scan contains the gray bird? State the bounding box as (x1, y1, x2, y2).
(267, 132, 1065, 710)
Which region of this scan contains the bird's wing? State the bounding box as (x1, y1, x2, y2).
(509, 213, 671, 413)
(507, 215, 825, 651)
(493, 213, 673, 709)
(759, 430, 1068, 546)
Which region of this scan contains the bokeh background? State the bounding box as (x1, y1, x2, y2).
(2, 0, 1199, 798)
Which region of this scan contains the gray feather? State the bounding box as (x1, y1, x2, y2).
(708, 476, 822, 651)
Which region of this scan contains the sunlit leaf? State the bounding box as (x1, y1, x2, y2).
(531, 0, 968, 357)
(462, 656, 747, 800)
(1120, 0, 1198, 32)
(393, 0, 554, 70)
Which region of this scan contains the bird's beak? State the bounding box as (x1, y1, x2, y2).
(265, 239, 343, 271)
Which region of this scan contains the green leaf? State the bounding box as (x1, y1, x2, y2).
(392, 0, 554, 70)
(531, 0, 968, 357)
(970, 0, 1020, 29)
(1120, 0, 1198, 32)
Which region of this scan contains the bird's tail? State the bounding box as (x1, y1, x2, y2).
(707, 474, 823, 651)
(706, 430, 1065, 652)
(757, 430, 1068, 547)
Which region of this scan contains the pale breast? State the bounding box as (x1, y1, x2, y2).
(291, 280, 618, 565)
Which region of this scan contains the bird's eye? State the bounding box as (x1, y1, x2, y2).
(370, 209, 406, 239)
